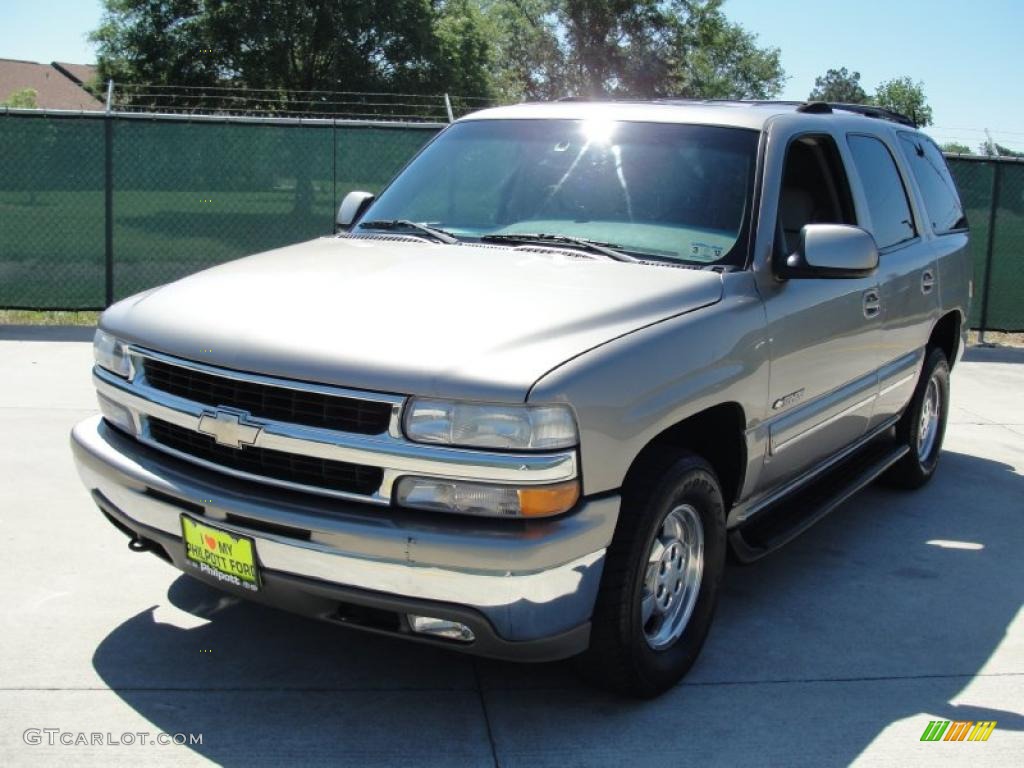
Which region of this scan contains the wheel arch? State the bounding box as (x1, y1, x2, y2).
(622, 402, 747, 511)
(928, 310, 963, 369)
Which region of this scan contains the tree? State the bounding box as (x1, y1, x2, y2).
(91, 0, 497, 106)
(1, 88, 38, 108)
(91, 1, 785, 105)
(484, 0, 784, 100)
(808, 67, 867, 104)
(874, 76, 933, 126)
(979, 141, 1024, 158)
(939, 141, 971, 155)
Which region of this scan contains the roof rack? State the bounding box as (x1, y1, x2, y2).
(554, 96, 919, 127)
(795, 100, 917, 128)
(651, 98, 917, 128)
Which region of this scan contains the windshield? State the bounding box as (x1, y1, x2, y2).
(358, 118, 759, 265)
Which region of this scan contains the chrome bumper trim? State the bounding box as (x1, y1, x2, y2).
(71, 416, 614, 641)
(95, 357, 578, 504)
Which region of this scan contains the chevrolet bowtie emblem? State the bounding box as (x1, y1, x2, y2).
(197, 409, 262, 449)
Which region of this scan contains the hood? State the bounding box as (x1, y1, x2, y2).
(102, 237, 723, 401)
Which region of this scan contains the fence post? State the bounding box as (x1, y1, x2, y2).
(104, 80, 115, 307)
(977, 160, 1003, 344)
(331, 118, 337, 229)
(443, 93, 454, 123)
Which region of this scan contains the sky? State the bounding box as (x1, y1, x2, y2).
(1, 0, 1022, 152)
(726, 0, 1024, 152)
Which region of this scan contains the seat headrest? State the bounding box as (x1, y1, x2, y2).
(780, 186, 815, 232)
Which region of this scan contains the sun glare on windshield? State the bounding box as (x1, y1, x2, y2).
(359, 119, 759, 266)
(580, 117, 617, 145)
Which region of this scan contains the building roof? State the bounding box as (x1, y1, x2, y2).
(0, 58, 103, 110)
(52, 61, 99, 87)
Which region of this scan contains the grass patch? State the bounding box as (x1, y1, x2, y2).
(0, 309, 100, 326)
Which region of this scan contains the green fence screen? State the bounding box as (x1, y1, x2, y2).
(1, 112, 1022, 330)
(947, 156, 1024, 332)
(0, 112, 439, 309)
(1, 115, 107, 307)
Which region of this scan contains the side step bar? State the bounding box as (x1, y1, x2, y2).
(729, 440, 910, 563)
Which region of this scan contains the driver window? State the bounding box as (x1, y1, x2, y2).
(776, 135, 856, 255)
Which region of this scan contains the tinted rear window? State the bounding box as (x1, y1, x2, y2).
(897, 133, 967, 234)
(847, 135, 916, 249)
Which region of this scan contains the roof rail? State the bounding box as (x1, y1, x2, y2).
(796, 100, 917, 128)
(554, 96, 920, 127)
(654, 98, 918, 128)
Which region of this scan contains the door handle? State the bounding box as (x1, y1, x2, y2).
(921, 269, 935, 294)
(863, 289, 881, 319)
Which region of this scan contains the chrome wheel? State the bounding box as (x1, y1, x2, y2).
(641, 504, 704, 650)
(917, 375, 941, 460)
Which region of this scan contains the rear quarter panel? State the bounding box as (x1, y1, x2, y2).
(936, 231, 972, 355)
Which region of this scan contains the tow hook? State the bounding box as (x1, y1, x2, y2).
(128, 536, 154, 553)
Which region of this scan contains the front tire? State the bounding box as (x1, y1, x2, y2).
(882, 347, 950, 489)
(578, 453, 726, 698)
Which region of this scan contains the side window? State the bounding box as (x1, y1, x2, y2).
(776, 134, 856, 255)
(897, 133, 967, 234)
(846, 135, 916, 249)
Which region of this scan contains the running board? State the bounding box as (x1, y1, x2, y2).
(729, 440, 910, 563)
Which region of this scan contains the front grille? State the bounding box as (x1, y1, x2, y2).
(148, 419, 383, 497)
(143, 358, 392, 435)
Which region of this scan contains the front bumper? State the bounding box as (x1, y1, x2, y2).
(71, 416, 619, 661)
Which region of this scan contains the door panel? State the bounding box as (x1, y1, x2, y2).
(872, 244, 936, 423)
(759, 277, 881, 488)
(844, 132, 941, 426)
(755, 132, 882, 491)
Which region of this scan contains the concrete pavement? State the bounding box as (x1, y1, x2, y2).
(1, 334, 1021, 766)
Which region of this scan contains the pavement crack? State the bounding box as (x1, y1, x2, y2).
(472, 659, 501, 768)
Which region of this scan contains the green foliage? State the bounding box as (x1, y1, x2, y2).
(91, 0, 498, 102)
(672, 1, 785, 99)
(939, 141, 972, 155)
(808, 67, 867, 104)
(484, 0, 783, 100)
(434, 0, 498, 97)
(90, 1, 217, 87)
(874, 76, 933, 126)
(1, 88, 39, 108)
(807, 70, 935, 127)
(980, 141, 1024, 158)
(91, 1, 784, 104)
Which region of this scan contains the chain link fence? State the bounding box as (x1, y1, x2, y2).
(0, 110, 440, 309)
(1, 109, 1022, 331)
(946, 155, 1024, 332)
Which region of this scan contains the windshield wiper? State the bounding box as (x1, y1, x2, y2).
(358, 219, 460, 244)
(479, 233, 638, 262)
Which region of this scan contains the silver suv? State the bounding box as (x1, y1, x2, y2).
(72, 100, 970, 697)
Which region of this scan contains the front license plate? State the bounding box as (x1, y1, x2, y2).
(181, 515, 260, 592)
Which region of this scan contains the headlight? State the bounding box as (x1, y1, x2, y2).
(403, 399, 578, 450)
(93, 329, 131, 377)
(396, 477, 580, 518)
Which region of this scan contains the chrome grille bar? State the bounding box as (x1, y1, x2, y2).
(93, 352, 579, 504)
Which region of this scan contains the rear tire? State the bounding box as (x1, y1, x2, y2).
(882, 347, 950, 489)
(577, 453, 726, 698)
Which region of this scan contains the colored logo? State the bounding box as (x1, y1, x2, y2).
(920, 720, 996, 742)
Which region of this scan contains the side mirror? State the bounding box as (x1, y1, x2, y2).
(780, 224, 879, 279)
(336, 191, 375, 232)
